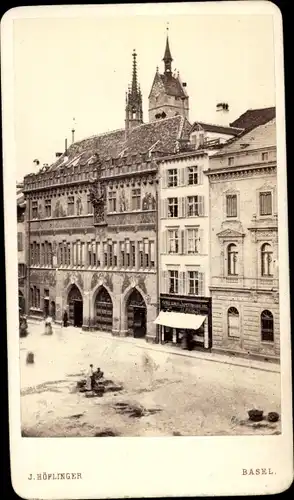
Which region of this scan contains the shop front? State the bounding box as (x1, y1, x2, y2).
(155, 294, 212, 351)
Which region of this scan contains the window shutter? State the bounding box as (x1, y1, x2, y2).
(199, 228, 204, 254)
(179, 271, 185, 295)
(199, 272, 205, 296)
(162, 230, 167, 254)
(181, 230, 185, 255)
(179, 197, 186, 218)
(179, 168, 185, 187)
(162, 170, 167, 189)
(199, 196, 205, 216)
(199, 165, 203, 185)
(161, 199, 167, 219)
(162, 270, 168, 294)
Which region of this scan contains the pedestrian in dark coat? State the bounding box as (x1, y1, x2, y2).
(63, 310, 68, 327)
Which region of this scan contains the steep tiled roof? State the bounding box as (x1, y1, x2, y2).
(211, 118, 276, 157)
(47, 115, 191, 172)
(159, 73, 186, 98)
(191, 121, 243, 136)
(230, 106, 275, 132)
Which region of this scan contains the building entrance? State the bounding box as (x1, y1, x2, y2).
(94, 286, 113, 332)
(68, 285, 83, 327)
(127, 288, 146, 338)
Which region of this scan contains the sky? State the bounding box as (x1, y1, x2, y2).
(13, 11, 276, 179)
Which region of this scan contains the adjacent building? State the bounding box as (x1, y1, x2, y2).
(17, 183, 26, 313)
(206, 117, 279, 361)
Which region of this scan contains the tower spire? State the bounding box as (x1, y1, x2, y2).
(131, 49, 138, 95)
(125, 49, 143, 133)
(163, 23, 173, 74)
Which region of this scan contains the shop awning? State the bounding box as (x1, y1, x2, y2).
(154, 311, 206, 330)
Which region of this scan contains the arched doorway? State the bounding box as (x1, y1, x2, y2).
(94, 287, 113, 332)
(68, 285, 83, 327)
(126, 288, 146, 338)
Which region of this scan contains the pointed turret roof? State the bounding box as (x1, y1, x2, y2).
(163, 35, 173, 63)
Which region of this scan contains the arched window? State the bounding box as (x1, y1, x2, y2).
(261, 310, 274, 342)
(227, 307, 240, 337)
(228, 243, 238, 275)
(261, 243, 273, 276)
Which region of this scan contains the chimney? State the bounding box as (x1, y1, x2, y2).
(216, 102, 230, 126)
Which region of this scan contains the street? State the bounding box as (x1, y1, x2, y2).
(20, 322, 281, 437)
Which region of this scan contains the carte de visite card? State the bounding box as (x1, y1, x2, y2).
(2, 1, 293, 498)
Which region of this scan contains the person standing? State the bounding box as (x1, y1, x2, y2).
(63, 309, 68, 327)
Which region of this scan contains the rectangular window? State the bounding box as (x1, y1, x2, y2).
(67, 196, 75, 216)
(120, 242, 125, 268)
(103, 242, 108, 267)
(87, 194, 93, 214)
(150, 241, 155, 268)
(262, 152, 269, 161)
(45, 199, 51, 218)
(188, 166, 198, 185)
(144, 239, 149, 268)
(17, 232, 23, 252)
(168, 197, 178, 218)
(108, 242, 113, 267)
(187, 196, 204, 217)
(32, 201, 38, 219)
(226, 194, 237, 218)
(187, 228, 199, 254)
(167, 169, 178, 187)
(30, 286, 40, 309)
(113, 242, 117, 267)
(131, 188, 141, 210)
(168, 270, 179, 294)
(48, 242, 53, 266)
(108, 190, 117, 213)
(139, 241, 144, 268)
(188, 271, 200, 295)
(168, 229, 179, 254)
(228, 156, 234, 166)
(259, 192, 272, 216)
(131, 242, 136, 268)
(67, 244, 71, 266)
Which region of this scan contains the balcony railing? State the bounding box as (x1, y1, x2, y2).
(210, 276, 279, 290)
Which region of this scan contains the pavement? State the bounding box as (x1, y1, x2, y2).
(19, 321, 281, 437)
(26, 318, 280, 373)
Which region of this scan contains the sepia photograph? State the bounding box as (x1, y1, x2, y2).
(2, 2, 293, 498)
(15, 8, 282, 439)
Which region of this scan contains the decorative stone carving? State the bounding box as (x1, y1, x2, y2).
(90, 272, 113, 291)
(64, 272, 83, 290)
(89, 181, 106, 224)
(53, 199, 66, 218)
(142, 192, 156, 211)
(119, 189, 129, 212)
(29, 270, 56, 286)
(76, 197, 83, 215)
(122, 274, 147, 295)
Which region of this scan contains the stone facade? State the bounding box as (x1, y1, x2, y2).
(207, 118, 280, 361)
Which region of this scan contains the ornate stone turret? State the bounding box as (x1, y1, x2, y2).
(125, 50, 143, 132)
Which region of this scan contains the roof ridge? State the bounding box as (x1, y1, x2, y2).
(196, 120, 244, 131)
(129, 114, 182, 132)
(72, 127, 125, 146)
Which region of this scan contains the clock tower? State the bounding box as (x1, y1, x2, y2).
(125, 50, 143, 132)
(148, 31, 189, 122)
